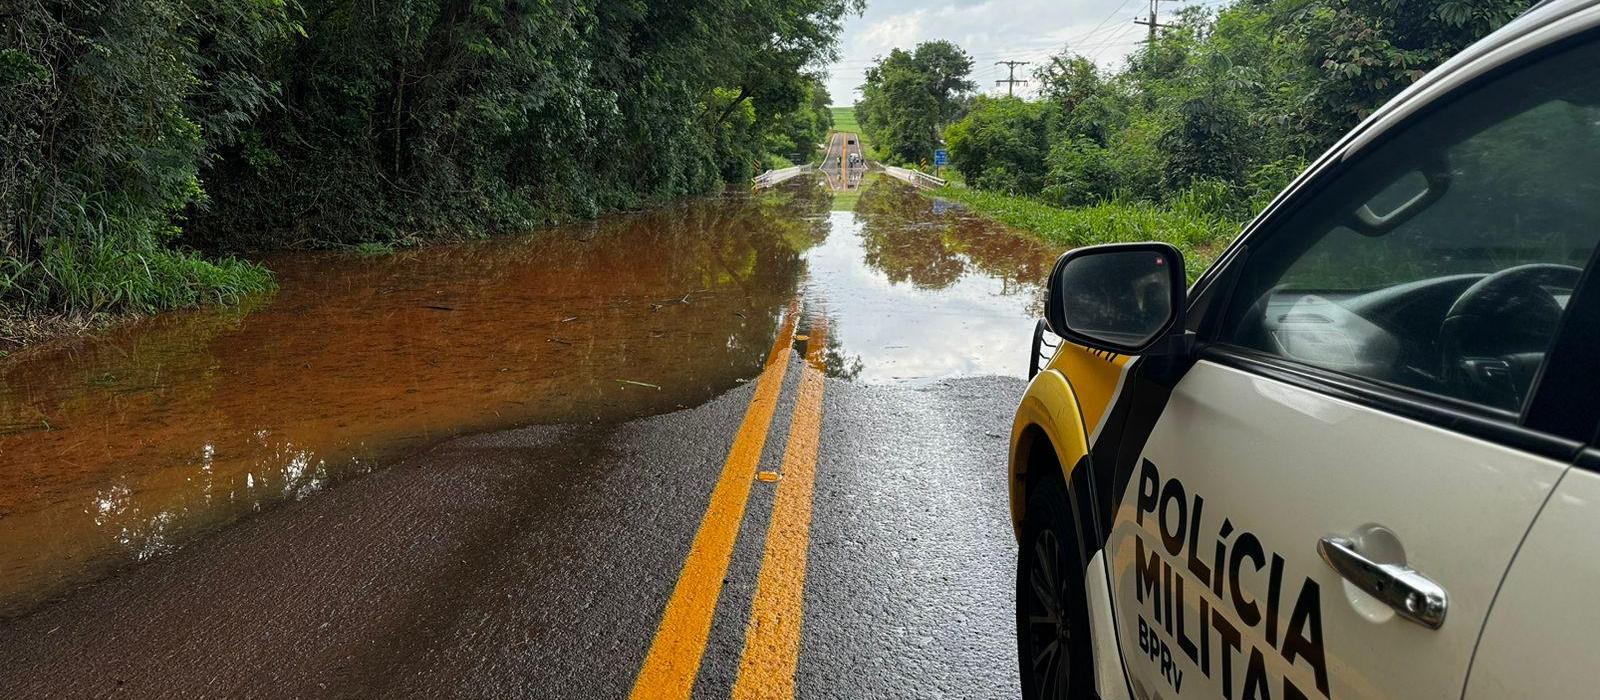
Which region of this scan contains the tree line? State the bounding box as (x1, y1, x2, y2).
(1, 0, 857, 319)
(856, 0, 1528, 221)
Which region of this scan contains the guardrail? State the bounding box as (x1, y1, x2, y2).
(751, 164, 812, 188)
(881, 165, 947, 189)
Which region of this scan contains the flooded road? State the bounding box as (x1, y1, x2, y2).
(0, 177, 1059, 618)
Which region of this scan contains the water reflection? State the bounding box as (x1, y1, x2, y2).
(0, 176, 1059, 616)
(801, 181, 1060, 383)
(0, 184, 830, 616)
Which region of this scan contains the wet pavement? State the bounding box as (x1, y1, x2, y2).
(0, 175, 1059, 698)
(0, 367, 1023, 698)
(819, 132, 866, 192)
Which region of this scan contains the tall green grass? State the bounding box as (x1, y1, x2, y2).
(2, 236, 274, 316)
(926, 186, 1247, 280)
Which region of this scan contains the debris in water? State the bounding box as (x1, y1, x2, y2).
(547, 338, 573, 346)
(616, 379, 661, 390)
(560, 316, 579, 322)
(423, 305, 455, 311)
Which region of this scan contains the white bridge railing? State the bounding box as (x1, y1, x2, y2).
(751, 164, 812, 188)
(881, 165, 947, 189)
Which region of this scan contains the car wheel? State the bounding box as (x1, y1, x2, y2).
(1017, 472, 1095, 700)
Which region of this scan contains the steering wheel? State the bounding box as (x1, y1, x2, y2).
(1439, 263, 1582, 410)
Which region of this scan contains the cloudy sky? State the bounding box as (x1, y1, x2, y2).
(823, 0, 1183, 106)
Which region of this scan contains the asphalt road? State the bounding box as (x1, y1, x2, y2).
(0, 332, 1024, 698)
(820, 132, 866, 191)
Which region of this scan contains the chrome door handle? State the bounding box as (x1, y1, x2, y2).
(1317, 535, 1448, 629)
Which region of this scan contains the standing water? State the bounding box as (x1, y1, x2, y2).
(0, 176, 1059, 616)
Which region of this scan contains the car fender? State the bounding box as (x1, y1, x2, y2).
(1008, 368, 1091, 540)
(1011, 361, 1139, 700)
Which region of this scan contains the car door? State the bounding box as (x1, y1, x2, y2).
(1103, 34, 1600, 700)
(1461, 275, 1600, 699)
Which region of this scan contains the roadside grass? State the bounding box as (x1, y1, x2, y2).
(925, 187, 1245, 281)
(1, 238, 275, 349)
(353, 241, 396, 256)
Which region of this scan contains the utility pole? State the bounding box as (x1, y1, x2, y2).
(995, 60, 1030, 97)
(1134, 0, 1177, 43)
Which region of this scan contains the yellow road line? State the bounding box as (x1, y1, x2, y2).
(731, 316, 829, 700)
(629, 302, 801, 700)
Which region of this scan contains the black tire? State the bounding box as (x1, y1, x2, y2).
(1017, 472, 1095, 700)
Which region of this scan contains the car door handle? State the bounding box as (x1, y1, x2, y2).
(1317, 535, 1448, 629)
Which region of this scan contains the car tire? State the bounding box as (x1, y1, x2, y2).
(1017, 471, 1096, 700)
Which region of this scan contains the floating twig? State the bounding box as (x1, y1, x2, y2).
(616, 379, 662, 390)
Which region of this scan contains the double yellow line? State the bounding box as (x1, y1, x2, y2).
(630, 303, 830, 700)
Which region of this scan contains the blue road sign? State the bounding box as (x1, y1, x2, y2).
(934, 149, 949, 166)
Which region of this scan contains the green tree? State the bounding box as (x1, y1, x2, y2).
(1289, 0, 1527, 144)
(856, 41, 976, 164)
(2, 0, 293, 314)
(944, 97, 1052, 193)
(2, 0, 863, 322)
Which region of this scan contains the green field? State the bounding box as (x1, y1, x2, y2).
(829, 106, 860, 134)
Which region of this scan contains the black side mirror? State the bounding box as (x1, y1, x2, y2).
(1045, 242, 1187, 355)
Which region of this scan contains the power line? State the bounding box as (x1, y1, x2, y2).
(1134, 0, 1184, 42)
(994, 60, 1031, 97)
(1088, 23, 1143, 62)
(826, 45, 1065, 70)
(1069, 0, 1143, 51)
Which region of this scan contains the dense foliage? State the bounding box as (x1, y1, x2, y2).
(942, 0, 1528, 226)
(854, 41, 976, 165)
(1, 0, 856, 322)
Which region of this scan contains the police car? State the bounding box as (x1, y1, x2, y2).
(1009, 2, 1600, 698)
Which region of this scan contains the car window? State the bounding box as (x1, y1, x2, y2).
(1220, 39, 1600, 412)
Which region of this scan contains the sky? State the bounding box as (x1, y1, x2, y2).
(823, 0, 1182, 106)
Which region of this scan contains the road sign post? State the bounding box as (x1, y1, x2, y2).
(934, 149, 948, 178)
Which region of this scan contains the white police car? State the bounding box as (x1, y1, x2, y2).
(1008, 1, 1600, 698)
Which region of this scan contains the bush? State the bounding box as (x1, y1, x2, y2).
(945, 96, 1052, 194)
(928, 186, 1242, 280)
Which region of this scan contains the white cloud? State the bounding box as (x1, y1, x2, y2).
(824, 0, 1152, 106)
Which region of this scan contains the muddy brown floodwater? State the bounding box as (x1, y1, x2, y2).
(0, 177, 1060, 617)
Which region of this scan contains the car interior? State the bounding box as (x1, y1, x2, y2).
(1224, 46, 1600, 412)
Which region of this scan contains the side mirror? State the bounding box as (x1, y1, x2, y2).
(1045, 242, 1187, 355)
